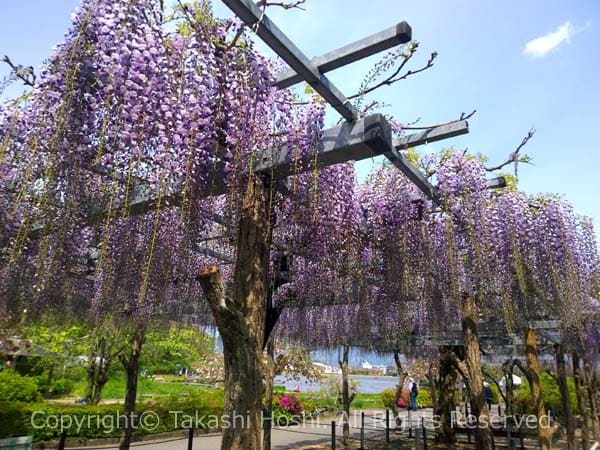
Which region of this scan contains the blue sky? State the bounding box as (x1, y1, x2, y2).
(1, 0, 599, 237)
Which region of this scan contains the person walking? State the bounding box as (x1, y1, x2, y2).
(484, 382, 493, 411)
(410, 380, 419, 411)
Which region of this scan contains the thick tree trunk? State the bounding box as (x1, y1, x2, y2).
(85, 349, 97, 403)
(198, 175, 273, 450)
(573, 352, 590, 450)
(460, 294, 493, 450)
(521, 328, 558, 450)
(92, 361, 111, 405)
(584, 359, 600, 440)
(555, 344, 576, 450)
(263, 338, 275, 450)
(339, 344, 354, 446)
(435, 346, 460, 444)
(392, 350, 407, 423)
(118, 324, 145, 450)
(427, 360, 438, 414)
(90, 337, 112, 405)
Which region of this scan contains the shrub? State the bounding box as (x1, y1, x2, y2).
(417, 388, 433, 408)
(513, 372, 579, 417)
(277, 394, 302, 416)
(49, 378, 75, 396)
(300, 397, 318, 415)
(381, 389, 396, 410)
(0, 396, 224, 441)
(0, 371, 42, 403)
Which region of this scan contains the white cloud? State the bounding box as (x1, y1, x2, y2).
(523, 21, 591, 58)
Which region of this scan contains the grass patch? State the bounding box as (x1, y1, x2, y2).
(72, 375, 218, 400)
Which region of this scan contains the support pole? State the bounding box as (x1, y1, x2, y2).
(58, 430, 67, 450)
(187, 424, 194, 450)
(331, 420, 336, 450)
(360, 412, 365, 450)
(386, 408, 390, 443)
(422, 417, 428, 450)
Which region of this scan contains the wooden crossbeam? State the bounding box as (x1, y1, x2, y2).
(363, 327, 563, 350)
(394, 120, 469, 150)
(275, 22, 412, 89)
(74, 115, 465, 226)
(25, 115, 468, 242)
(256, 113, 391, 176)
(222, 0, 452, 201)
(222, 0, 359, 121)
(446, 319, 561, 332)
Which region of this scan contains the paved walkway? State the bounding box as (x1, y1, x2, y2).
(60, 406, 577, 450)
(65, 409, 428, 450)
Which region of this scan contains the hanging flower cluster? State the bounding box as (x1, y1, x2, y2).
(0, 0, 328, 325)
(277, 151, 598, 353)
(0, 0, 597, 356)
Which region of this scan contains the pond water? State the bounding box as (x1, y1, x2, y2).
(274, 374, 398, 394)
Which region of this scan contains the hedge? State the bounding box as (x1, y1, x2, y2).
(0, 392, 224, 441)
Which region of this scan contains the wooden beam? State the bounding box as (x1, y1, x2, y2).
(275, 22, 412, 89)
(26, 116, 469, 234)
(222, 0, 359, 121)
(255, 113, 391, 177)
(394, 120, 469, 150)
(384, 147, 440, 202)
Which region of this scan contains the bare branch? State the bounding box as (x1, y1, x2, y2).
(545, 369, 558, 382)
(447, 351, 470, 381)
(349, 46, 437, 101)
(512, 358, 533, 384)
(482, 366, 507, 404)
(256, 0, 306, 10)
(485, 126, 535, 175)
(225, 26, 247, 51)
(405, 117, 422, 127)
(2, 55, 36, 87)
(402, 110, 476, 130)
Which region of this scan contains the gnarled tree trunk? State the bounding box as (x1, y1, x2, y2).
(198, 174, 273, 450)
(339, 344, 355, 446)
(435, 345, 460, 445)
(573, 352, 590, 450)
(118, 324, 145, 450)
(263, 338, 275, 450)
(460, 294, 493, 450)
(554, 344, 575, 450)
(392, 350, 407, 425)
(517, 328, 559, 450)
(584, 359, 600, 440)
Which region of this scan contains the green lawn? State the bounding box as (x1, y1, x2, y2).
(72, 375, 217, 400)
